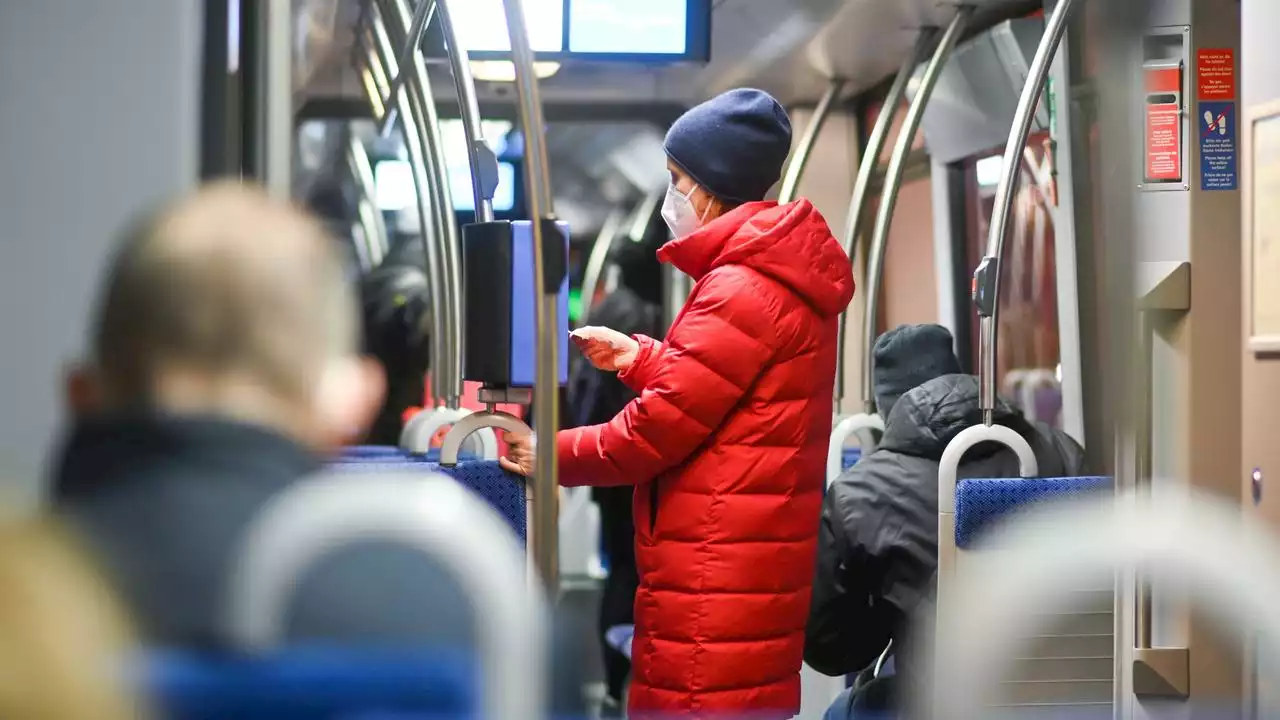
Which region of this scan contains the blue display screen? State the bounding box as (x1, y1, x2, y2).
(450, 161, 517, 213)
(374, 160, 517, 214)
(568, 0, 688, 54)
(450, 0, 710, 62)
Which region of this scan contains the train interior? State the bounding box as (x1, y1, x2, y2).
(6, 0, 1280, 717)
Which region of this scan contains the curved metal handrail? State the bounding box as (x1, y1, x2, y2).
(832, 31, 933, 410)
(360, 8, 449, 406)
(826, 412, 885, 486)
(402, 406, 498, 459)
(345, 131, 389, 270)
(938, 424, 1039, 512)
(579, 207, 627, 323)
(975, 0, 1080, 424)
(439, 411, 532, 468)
(777, 79, 845, 204)
(860, 9, 970, 415)
(434, 0, 496, 224)
(380, 0, 464, 408)
(226, 471, 546, 720)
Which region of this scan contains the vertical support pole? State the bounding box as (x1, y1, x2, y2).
(437, 0, 496, 223)
(500, 0, 560, 592)
(860, 11, 971, 414)
(833, 32, 932, 411)
(976, 0, 1082, 423)
(258, 0, 292, 198)
(777, 79, 845, 204)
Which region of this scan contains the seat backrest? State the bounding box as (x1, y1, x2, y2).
(948, 474, 1115, 711)
(145, 647, 478, 720)
(224, 471, 544, 720)
(937, 423, 1115, 712)
(327, 461, 525, 543)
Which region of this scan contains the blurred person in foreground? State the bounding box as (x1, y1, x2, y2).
(503, 88, 856, 718)
(0, 518, 144, 720)
(805, 324, 1086, 719)
(48, 182, 488, 648)
(567, 223, 665, 714)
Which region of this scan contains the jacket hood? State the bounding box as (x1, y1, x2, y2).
(657, 199, 855, 317)
(878, 374, 1032, 460)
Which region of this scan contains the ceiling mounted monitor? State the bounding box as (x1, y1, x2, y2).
(444, 0, 711, 63)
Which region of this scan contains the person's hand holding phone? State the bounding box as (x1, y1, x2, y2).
(570, 326, 640, 373)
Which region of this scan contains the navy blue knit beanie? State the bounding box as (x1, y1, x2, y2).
(873, 324, 962, 418)
(663, 88, 793, 205)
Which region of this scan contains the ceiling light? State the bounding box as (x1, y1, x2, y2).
(469, 60, 561, 82)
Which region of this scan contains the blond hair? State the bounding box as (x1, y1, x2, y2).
(0, 519, 146, 719)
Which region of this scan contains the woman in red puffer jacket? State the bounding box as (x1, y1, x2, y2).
(504, 88, 855, 718)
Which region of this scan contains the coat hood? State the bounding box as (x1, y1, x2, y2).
(878, 374, 1033, 460)
(657, 199, 855, 317)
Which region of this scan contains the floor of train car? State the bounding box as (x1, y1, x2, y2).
(560, 576, 611, 717)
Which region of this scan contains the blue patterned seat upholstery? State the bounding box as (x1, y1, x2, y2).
(954, 476, 1113, 549)
(328, 461, 526, 544)
(842, 448, 862, 470)
(145, 647, 478, 720)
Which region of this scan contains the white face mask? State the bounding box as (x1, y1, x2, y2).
(661, 183, 704, 239)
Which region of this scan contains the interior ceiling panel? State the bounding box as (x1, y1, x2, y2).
(305, 0, 1042, 112)
(296, 0, 1043, 236)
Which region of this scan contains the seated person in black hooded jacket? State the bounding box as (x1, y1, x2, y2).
(804, 324, 1086, 695)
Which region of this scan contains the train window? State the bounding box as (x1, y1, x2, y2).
(961, 133, 1063, 429)
(975, 155, 1003, 188)
(374, 160, 415, 211)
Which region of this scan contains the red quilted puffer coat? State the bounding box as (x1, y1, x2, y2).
(557, 199, 855, 717)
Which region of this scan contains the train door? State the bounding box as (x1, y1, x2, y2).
(1241, 0, 1280, 716)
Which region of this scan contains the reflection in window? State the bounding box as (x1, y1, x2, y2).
(963, 133, 1063, 429)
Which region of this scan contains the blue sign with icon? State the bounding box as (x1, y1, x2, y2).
(1200, 101, 1238, 191)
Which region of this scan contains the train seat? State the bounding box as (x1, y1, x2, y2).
(144, 647, 478, 720)
(945, 472, 1115, 710)
(605, 624, 634, 661)
(328, 461, 527, 543)
(842, 447, 862, 471)
(142, 471, 543, 719)
(954, 475, 1113, 549)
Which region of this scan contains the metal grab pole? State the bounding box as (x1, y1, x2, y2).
(362, 11, 448, 407)
(583, 188, 663, 321)
(500, 0, 560, 592)
(346, 131, 390, 269)
(378, 0, 435, 137)
(435, 0, 494, 223)
(1134, 310, 1154, 651)
(861, 11, 970, 414)
(579, 208, 626, 323)
(777, 79, 845, 204)
(833, 32, 932, 410)
(976, 0, 1080, 424)
(381, 0, 464, 406)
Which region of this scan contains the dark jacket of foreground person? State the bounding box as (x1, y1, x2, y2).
(52, 414, 587, 714)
